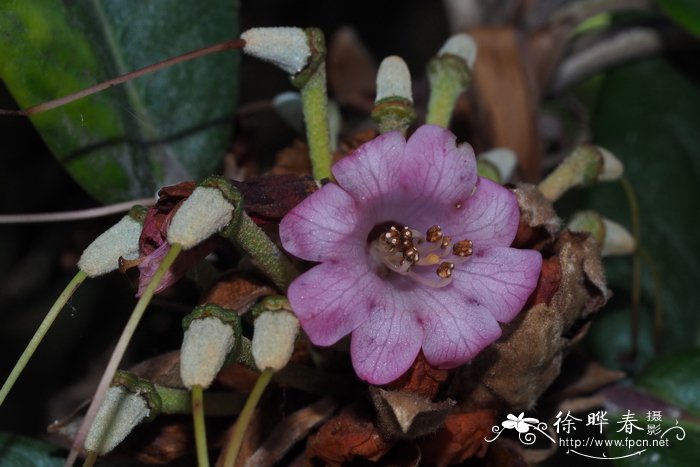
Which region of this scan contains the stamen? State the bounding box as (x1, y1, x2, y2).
(426, 225, 443, 243)
(371, 224, 472, 288)
(436, 262, 454, 278)
(452, 239, 473, 257)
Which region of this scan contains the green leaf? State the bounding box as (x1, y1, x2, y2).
(0, 0, 239, 203)
(657, 0, 700, 38)
(567, 56, 700, 365)
(608, 419, 700, 467)
(637, 349, 700, 419)
(0, 432, 64, 466)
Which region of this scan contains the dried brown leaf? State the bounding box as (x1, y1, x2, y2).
(468, 28, 541, 182)
(385, 352, 449, 400)
(370, 388, 455, 439)
(306, 405, 393, 466)
(418, 409, 496, 467)
(244, 397, 337, 467)
(203, 271, 277, 314)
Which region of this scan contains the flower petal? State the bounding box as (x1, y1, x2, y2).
(451, 247, 542, 322)
(288, 260, 382, 346)
(350, 290, 424, 385)
(389, 126, 477, 226)
(279, 183, 366, 262)
(443, 177, 520, 249)
(416, 286, 502, 369)
(332, 131, 406, 207)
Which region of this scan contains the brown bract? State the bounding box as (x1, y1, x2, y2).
(450, 187, 607, 412)
(385, 352, 450, 400)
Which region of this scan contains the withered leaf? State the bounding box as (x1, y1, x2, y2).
(306, 405, 393, 466)
(244, 397, 337, 467)
(371, 388, 455, 440)
(418, 409, 496, 467)
(385, 352, 449, 400)
(231, 174, 317, 223)
(203, 271, 277, 314)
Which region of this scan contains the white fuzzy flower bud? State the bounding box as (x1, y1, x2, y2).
(167, 187, 233, 249)
(252, 311, 299, 371)
(438, 33, 477, 69)
(180, 317, 236, 389)
(376, 56, 413, 103)
(597, 147, 624, 181)
(84, 386, 150, 455)
(601, 218, 636, 256)
(241, 27, 311, 75)
(78, 215, 142, 278)
(478, 148, 517, 182)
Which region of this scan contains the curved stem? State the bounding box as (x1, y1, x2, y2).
(0, 198, 155, 224)
(621, 177, 641, 359)
(221, 368, 274, 467)
(0, 270, 88, 407)
(65, 244, 183, 467)
(192, 385, 210, 467)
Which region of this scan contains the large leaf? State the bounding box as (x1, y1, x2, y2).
(567, 56, 700, 367)
(0, 0, 239, 203)
(606, 350, 700, 466)
(0, 432, 63, 466)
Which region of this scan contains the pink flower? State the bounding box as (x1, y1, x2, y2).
(280, 125, 542, 385)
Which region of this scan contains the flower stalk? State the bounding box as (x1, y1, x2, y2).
(538, 144, 624, 201)
(200, 177, 298, 291)
(1, 206, 146, 407)
(220, 367, 274, 467)
(242, 27, 332, 180)
(66, 243, 183, 467)
(426, 34, 477, 128)
(192, 384, 209, 467)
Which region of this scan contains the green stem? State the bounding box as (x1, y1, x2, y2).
(82, 451, 98, 467)
(300, 64, 332, 180)
(156, 385, 245, 416)
(621, 177, 641, 359)
(0, 270, 88, 407)
(225, 213, 298, 291)
(192, 385, 210, 467)
(426, 56, 470, 128)
(221, 368, 274, 467)
(65, 244, 183, 467)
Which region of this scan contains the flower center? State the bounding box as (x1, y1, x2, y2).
(370, 224, 473, 288)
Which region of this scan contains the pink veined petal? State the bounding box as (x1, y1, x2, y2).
(287, 260, 382, 346)
(350, 290, 424, 385)
(387, 125, 477, 228)
(416, 286, 502, 369)
(442, 177, 520, 249)
(451, 247, 542, 323)
(332, 131, 406, 210)
(279, 183, 366, 262)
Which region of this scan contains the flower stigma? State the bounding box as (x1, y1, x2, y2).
(370, 224, 473, 288)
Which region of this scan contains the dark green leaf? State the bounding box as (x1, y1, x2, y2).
(0, 432, 64, 466)
(637, 349, 700, 419)
(608, 419, 700, 467)
(567, 56, 700, 366)
(0, 0, 239, 203)
(657, 0, 700, 38)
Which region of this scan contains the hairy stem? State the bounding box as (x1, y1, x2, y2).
(224, 213, 298, 292)
(0, 270, 88, 406)
(300, 64, 332, 180)
(65, 244, 183, 467)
